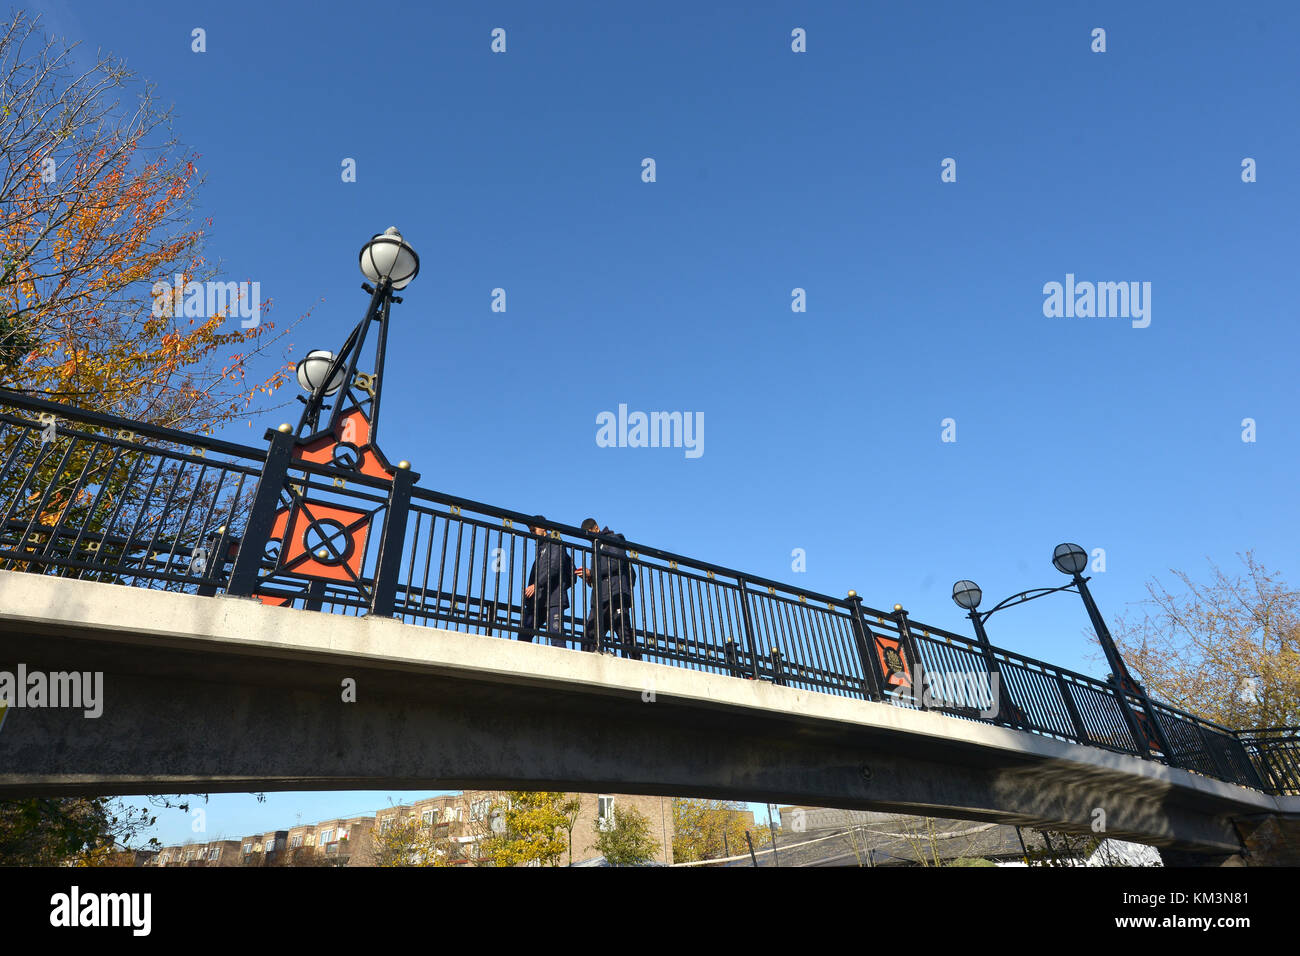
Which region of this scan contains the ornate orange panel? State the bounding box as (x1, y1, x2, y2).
(293, 409, 394, 481)
(277, 500, 371, 583)
(875, 634, 913, 690)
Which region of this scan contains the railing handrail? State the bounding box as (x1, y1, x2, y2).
(1145, 698, 1243, 739)
(0, 387, 270, 462)
(407, 484, 855, 608)
(1233, 726, 1300, 739)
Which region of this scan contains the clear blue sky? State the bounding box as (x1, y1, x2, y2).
(31, 0, 1298, 845)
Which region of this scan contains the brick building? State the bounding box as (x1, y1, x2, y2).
(145, 791, 672, 866)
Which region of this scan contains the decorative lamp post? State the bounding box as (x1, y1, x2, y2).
(1051, 542, 1173, 759)
(947, 579, 1015, 725)
(950, 542, 1174, 760)
(226, 228, 421, 618)
(295, 227, 420, 445)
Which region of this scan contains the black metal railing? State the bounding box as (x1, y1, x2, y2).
(1233, 728, 1300, 795)
(0, 389, 1285, 794)
(0, 392, 262, 593)
(383, 487, 871, 698)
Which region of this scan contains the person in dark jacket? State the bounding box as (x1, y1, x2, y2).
(577, 518, 640, 660)
(519, 516, 575, 647)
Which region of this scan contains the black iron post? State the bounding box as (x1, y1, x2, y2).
(1071, 571, 1175, 763)
(304, 578, 327, 612)
(735, 577, 762, 679)
(845, 591, 885, 701)
(225, 425, 297, 597)
(359, 283, 394, 446)
(297, 291, 374, 438)
(369, 462, 417, 617)
(966, 610, 1017, 728)
(892, 604, 924, 710)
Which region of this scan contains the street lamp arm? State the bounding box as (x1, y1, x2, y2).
(978, 583, 1080, 623)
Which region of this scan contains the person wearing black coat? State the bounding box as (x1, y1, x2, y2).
(577, 518, 641, 660)
(519, 516, 575, 647)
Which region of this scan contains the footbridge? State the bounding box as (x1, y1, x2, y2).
(0, 387, 1295, 864)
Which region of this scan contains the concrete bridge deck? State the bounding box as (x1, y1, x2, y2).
(0, 570, 1294, 859)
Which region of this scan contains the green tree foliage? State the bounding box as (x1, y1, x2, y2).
(672, 798, 758, 863)
(592, 805, 660, 865)
(370, 816, 455, 867)
(0, 796, 157, 865)
(478, 792, 568, 867)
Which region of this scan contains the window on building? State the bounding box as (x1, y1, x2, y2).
(470, 800, 487, 822)
(320, 828, 335, 844)
(290, 835, 303, 849)
(597, 796, 615, 831)
(208, 847, 220, 861)
(421, 809, 435, 827)
(265, 838, 277, 852)
(379, 819, 392, 834)
(241, 843, 251, 855)
(305, 833, 316, 846)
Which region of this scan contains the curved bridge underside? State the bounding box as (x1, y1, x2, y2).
(0, 571, 1292, 858)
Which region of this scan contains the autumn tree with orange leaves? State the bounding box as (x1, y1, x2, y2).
(0, 9, 297, 431)
(0, 13, 308, 865)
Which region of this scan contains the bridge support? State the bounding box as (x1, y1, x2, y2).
(1166, 813, 1300, 866)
